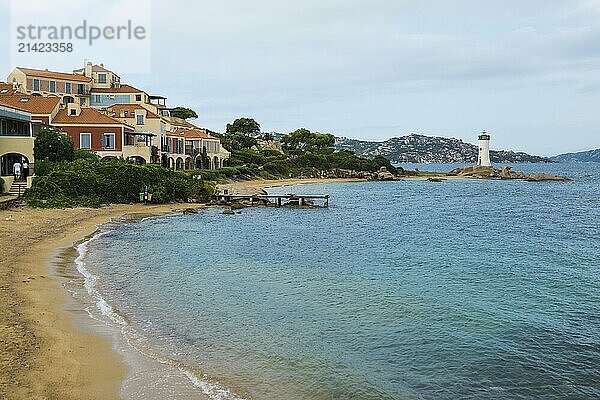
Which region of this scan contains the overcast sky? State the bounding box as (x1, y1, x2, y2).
(1, 0, 600, 155)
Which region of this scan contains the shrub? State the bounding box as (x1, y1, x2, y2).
(24, 159, 214, 208)
(33, 159, 55, 177)
(34, 127, 74, 162)
(74, 149, 100, 160)
(228, 149, 267, 166)
(263, 160, 293, 177)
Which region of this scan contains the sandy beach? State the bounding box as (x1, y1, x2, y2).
(0, 177, 362, 399)
(0, 203, 210, 400)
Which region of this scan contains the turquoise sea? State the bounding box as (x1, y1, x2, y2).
(77, 163, 599, 399)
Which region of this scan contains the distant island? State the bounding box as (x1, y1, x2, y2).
(550, 149, 600, 162)
(334, 134, 552, 164)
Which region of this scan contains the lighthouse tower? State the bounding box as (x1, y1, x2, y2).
(477, 131, 491, 167)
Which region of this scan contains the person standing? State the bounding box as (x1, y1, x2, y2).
(22, 160, 29, 180)
(13, 161, 22, 181)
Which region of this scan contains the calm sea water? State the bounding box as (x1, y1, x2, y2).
(81, 163, 600, 399)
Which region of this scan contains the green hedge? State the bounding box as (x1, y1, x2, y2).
(24, 159, 214, 208)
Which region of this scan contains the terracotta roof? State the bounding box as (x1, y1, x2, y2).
(106, 104, 160, 119)
(167, 117, 201, 130)
(178, 129, 216, 140)
(0, 82, 17, 95)
(16, 67, 91, 82)
(0, 95, 60, 115)
(52, 107, 134, 128)
(73, 64, 115, 74)
(90, 84, 145, 94)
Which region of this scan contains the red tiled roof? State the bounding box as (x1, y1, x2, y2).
(90, 84, 145, 94)
(177, 128, 216, 140)
(73, 64, 115, 74)
(16, 67, 91, 82)
(52, 107, 134, 128)
(106, 104, 160, 119)
(0, 82, 17, 95)
(0, 95, 60, 115)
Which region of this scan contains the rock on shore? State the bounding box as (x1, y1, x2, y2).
(449, 166, 571, 181)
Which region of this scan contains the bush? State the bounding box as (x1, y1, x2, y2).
(34, 127, 74, 162)
(263, 160, 293, 177)
(228, 149, 267, 166)
(74, 149, 100, 160)
(34, 159, 55, 177)
(24, 159, 214, 208)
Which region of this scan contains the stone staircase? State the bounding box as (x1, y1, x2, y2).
(8, 181, 28, 197)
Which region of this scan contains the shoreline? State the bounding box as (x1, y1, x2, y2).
(0, 178, 348, 399)
(0, 203, 207, 399)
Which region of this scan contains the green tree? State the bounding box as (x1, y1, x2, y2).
(280, 128, 335, 154)
(226, 118, 261, 136)
(34, 127, 74, 162)
(172, 107, 198, 120)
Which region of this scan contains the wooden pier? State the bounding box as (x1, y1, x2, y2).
(217, 193, 330, 208)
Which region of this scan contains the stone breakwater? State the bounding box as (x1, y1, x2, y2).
(449, 166, 572, 182)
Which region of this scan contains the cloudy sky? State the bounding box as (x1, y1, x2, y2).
(1, 0, 600, 155)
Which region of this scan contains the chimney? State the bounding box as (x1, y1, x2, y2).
(84, 61, 92, 78)
(100, 63, 104, 68)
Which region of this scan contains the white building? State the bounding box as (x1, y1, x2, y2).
(477, 131, 491, 167)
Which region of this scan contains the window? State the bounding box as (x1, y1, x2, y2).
(94, 95, 101, 103)
(80, 97, 86, 105)
(168, 138, 173, 153)
(102, 133, 115, 149)
(98, 74, 107, 84)
(70, 109, 77, 116)
(80, 133, 91, 149)
(136, 114, 144, 125)
(65, 82, 71, 94)
(135, 94, 142, 102)
(33, 79, 40, 91)
(49, 81, 56, 92)
(77, 84, 86, 94)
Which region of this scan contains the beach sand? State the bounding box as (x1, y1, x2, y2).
(0, 203, 206, 400)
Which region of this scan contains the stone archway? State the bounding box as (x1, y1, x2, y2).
(0, 153, 29, 176)
(168, 157, 175, 169)
(127, 156, 147, 165)
(213, 156, 220, 170)
(176, 157, 184, 170)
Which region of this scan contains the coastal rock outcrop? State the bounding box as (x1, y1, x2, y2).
(526, 173, 573, 182)
(449, 166, 571, 182)
(376, 167, 395, 181)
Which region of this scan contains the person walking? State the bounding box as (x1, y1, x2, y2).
(22, 160, 29, 180)
(13, 161, 22, 181)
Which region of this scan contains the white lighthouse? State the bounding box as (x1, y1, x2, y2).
(477, 131, 491, 167)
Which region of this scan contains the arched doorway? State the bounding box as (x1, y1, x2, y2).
(127, 156, 146, 165)
(1, 153, 29, 176)
(175, 157, 184, 170)
(168, 157, 175, 169)
(213, 156, 220, 170)
(185, 157, 192, 170)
